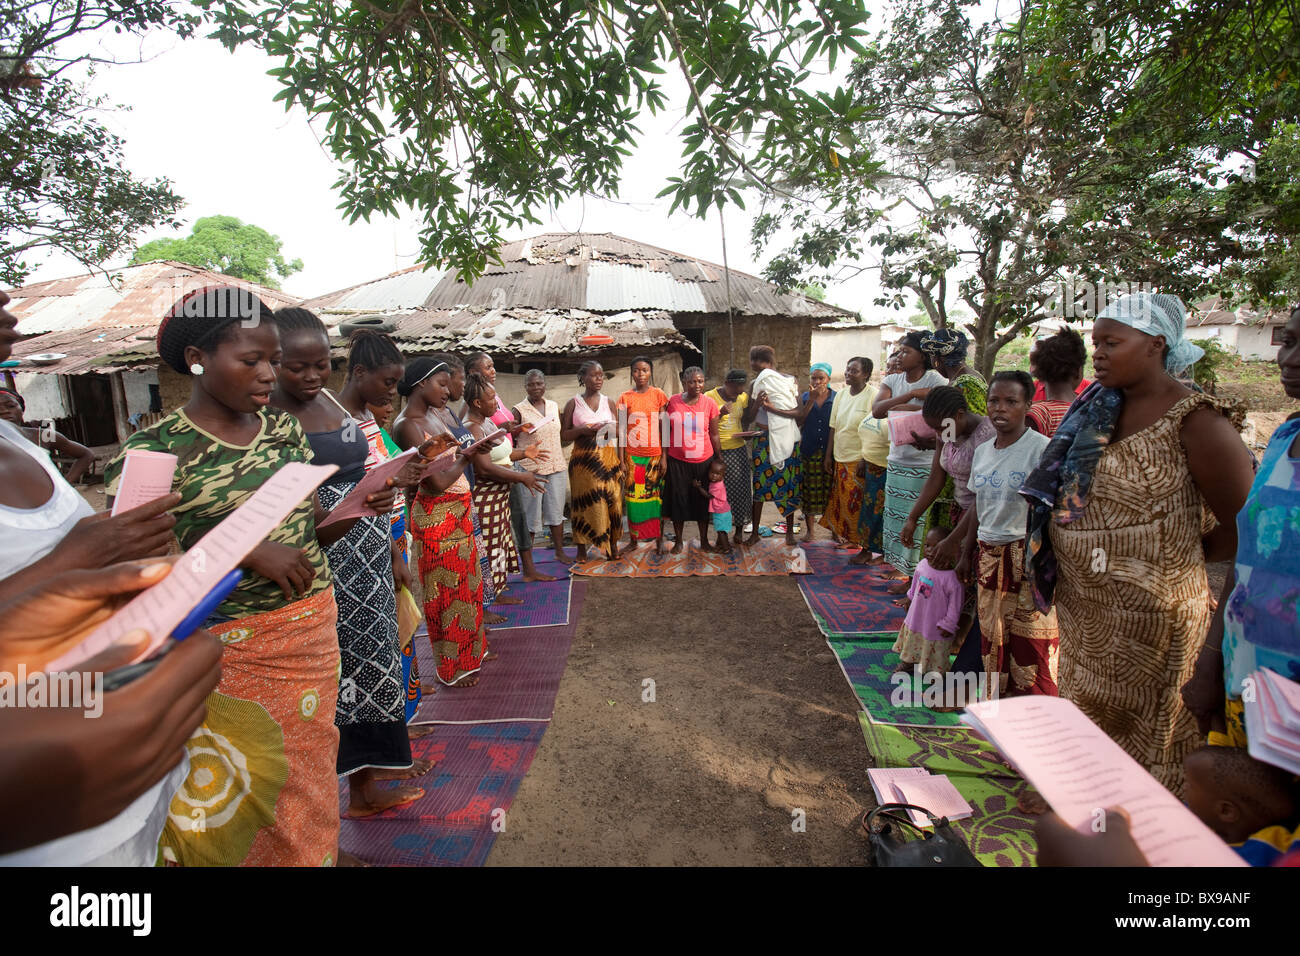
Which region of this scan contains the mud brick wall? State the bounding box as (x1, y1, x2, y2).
(675, 312, 816, 390)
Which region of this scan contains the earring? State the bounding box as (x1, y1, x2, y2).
(190, 363, 205, 376)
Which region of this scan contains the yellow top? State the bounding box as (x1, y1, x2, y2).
(706, 387, 750, 451)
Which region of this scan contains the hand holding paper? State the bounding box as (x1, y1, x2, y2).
(45, 461, 338, 671)
(110, 449, 178, 516)
(316, 449, 418, 529)
(888, 410, 937, 447)
(962, 696, 1244, 866)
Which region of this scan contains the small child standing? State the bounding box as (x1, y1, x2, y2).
(892, 526, 964, 684)
(693, 459, 732, 553)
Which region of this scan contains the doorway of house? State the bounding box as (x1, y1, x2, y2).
(677, 327, 706, 378)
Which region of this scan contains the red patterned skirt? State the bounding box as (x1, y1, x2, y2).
(412, 488, 486, 686)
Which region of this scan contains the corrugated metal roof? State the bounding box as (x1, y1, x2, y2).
(332, 306, 697, 358)
(7, 324, 161, 375)
(5, 261, 299, 335)
(1189, 307, 1287, 328)
(305, 232, 857, 320)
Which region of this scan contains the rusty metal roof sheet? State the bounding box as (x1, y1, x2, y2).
(305, 232, 857, 320)
(5, 261, 299, 335)
(8, 325, 161, 375)
(326, 306, 697, 358)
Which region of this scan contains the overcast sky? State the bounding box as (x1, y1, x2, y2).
(25, 20, 903, 313)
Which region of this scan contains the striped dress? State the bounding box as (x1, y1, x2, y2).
(568, 392, 623, 557)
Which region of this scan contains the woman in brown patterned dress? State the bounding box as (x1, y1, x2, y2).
(1037, 293, 1254, 791)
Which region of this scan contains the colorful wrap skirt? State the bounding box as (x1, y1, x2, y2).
(857, 463, 888, 554)
(159, 586, 341, 867)
(413, 488, 486, 686)
(800, 450, 832, 514)
(883, 463, 929, 575)
(976, 539, 1060, 698)
(820, 462, 865, 544)
(752, 431, 801, 517)
(624, 453, 664, 540)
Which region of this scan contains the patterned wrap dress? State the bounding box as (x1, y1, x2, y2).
(1050, 393, 1227, 791)
(412, 425, 486, 686)
(798, 388, 834, 514)
(308, 422, 410, 776)
(568, 392, 623, 556)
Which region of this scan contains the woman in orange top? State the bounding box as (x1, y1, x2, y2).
(617, 356, 670, 554)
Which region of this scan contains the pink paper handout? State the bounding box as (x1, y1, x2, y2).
(888, 410, 937, 447)
(110, 449, 178, 515)
(47, 461, 338, 671)
(316, 448, 418, 529)
(962, 696, 1244, 867)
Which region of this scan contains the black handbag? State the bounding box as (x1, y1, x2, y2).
(863, 803, 983, 867)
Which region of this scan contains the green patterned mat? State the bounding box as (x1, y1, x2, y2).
(860, 715, 1038, 867)
(827, 634, 964, 728)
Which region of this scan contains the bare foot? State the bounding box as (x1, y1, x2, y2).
(785, 532, 797, 547)
(621, 539, 640, 556)
(523, 571, 557, 582)
(494, 594, 524, 606)
(743, 532, 760, 546)
(483, 610, 507, 625)
(848, 550, 872, 565)
(445, 673, 479, 688)
(408, 724, 436, 740)
(886, 578, 910, 595)
(892, 596, 910, 608)
(553, 550, 575, 565)
(670, 541, 684, 554)
(338, 850, 371, 867)
(372, 757, 438, 780)
(483, 649, 499, 661)
(347, 784, 425, 818)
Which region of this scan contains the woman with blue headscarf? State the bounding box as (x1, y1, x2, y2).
(796, 362, 835, 540)
(1019, 292, 1255, 791)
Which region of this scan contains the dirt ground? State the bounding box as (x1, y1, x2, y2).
(487, 562, 877, 866)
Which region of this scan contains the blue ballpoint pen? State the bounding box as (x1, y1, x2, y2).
(100, 569, 243, 691)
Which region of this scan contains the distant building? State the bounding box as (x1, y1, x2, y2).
(305, 231, 861, 402)
(3, 261, 297, 467)
(1187, 303, 1291, 362)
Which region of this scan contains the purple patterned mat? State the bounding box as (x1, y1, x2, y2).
(338, 721, 546, 866)
(797, 541, 906, 636)
(487, 564, 572, 630)
(411, 580, 586, 724)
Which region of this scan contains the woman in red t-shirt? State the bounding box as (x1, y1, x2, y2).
(663, 366, 722, 553)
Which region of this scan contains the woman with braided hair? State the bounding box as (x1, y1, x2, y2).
(268, 308, 431, 819)
(106, 286, 399, 865)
